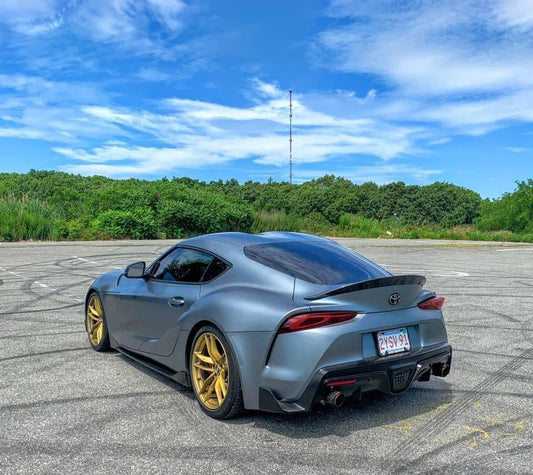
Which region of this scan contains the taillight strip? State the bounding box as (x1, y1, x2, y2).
(418, 296, 445, 310)
(278, 312, 357, 334)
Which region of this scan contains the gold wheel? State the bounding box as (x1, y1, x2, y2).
(191, 332, 229, 410)
(86, 293, 105, 347)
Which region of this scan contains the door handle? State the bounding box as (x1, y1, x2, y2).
(168, 296, 185, 308)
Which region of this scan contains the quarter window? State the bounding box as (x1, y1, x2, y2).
(202, 258, 229, 282)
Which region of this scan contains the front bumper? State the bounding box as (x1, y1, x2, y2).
(258, 343, 452, 413)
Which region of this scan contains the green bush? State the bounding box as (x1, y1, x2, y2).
(476, 180, 533, 233)
(158, 193, 253, 237)
(0, 171, 530, 242)
(92, 208, 158, 239)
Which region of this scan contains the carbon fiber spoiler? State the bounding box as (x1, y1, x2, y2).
(304, 275, 426, 301)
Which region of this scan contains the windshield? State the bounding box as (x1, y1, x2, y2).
(244, 240, 390, 285)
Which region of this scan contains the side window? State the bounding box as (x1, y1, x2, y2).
(202, 258, 229, 282)
(152, 248, 213, 283)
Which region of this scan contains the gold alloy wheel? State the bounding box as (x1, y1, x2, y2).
(86, 294, 105, 346)
(191, 332, 229, 410)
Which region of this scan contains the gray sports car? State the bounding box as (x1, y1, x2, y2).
(85, 232, 452, 419)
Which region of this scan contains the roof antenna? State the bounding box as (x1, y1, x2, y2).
(289, 90, 293, 185)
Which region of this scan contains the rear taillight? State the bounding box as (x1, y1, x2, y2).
(278, 312, 357, 334)
(418, 296, 445, 310)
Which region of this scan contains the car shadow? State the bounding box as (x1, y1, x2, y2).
(228, 380, 454, 439)
(119, 353, 454, 439)
(117, 353, 196, 399)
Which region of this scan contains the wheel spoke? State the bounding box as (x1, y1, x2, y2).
(207, 335, 223, 362)
(194, 351, 214, 365)
(199, 372, 216, 394)
(193, 362, 214, 373)
(220, 377, 228, 398)
(90, 321, 101, 342)
(88, 302, 99, 317)
(215, 376, 223, 405)
(88, 311, 100, 321)
(94, 297, 103, 315)
(204, 376, 218, 401)
(220, 355, 228, 372)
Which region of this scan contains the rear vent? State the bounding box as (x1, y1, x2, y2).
(392, 369, 412, 391)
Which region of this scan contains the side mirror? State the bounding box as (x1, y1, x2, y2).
(125, 261, 146, 278)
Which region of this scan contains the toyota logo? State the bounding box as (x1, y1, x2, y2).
(389, 293, 401, 305)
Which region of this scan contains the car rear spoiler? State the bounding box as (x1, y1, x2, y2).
(304, 275, 426, 301)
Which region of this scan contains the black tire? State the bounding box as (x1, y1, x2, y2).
(85, 292, 111, 352)
(189, 325, 243, 419)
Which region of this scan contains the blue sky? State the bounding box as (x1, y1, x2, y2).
(0, 0, 532, 198)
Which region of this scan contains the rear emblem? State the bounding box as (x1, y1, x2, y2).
(389, 293, 401, 305)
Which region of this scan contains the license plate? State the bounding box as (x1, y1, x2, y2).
(377, 327, 410, 356)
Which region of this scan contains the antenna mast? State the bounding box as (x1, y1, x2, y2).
(289, 90, 293, 185)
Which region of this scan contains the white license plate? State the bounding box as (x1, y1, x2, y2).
(377, 327, 410, 356)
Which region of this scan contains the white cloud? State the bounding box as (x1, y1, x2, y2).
(0, 70, 439, 182)
(495, 0, 533, 29)
(320, 1, 533, 96)
(0, 74, 120, 143)
(72, 0, 187, 45)
(0, 0, 187, 48)
(48, 79, 424, 177)
(146, 0, 186, 31)
(317, 0, 533, 135)
(505, 147, 530, 154)
(294, 164, 443, 185)
(136, 68, 173, 82)
(0, 0, 63, 36)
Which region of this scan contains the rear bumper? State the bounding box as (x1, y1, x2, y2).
(258, 343, 452, 413)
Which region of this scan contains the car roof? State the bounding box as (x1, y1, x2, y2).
(179, 232, 330, 260)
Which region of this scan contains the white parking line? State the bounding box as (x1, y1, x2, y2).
(496, 248, 533, 252)
(73, 256, 103, 265)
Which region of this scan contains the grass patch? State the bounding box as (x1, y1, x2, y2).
(335, 214, 533, 243)
(0, 198, 65, 241)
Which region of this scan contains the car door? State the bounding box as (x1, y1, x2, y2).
(119, 247, 214, 356)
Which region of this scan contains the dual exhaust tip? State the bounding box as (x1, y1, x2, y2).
(323, 362, 450, 408)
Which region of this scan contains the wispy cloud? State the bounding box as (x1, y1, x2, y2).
(294, 164, 443, 185)
(316, 0, 533, 134)
(0, 73, 119, 143)
(0, 0, 189, 61)
(0, 0, 63, 35)
(51, 80, 425, 177)
(505, 147, 530, 154)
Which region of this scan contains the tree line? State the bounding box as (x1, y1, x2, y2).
(0, 170, 531, 242)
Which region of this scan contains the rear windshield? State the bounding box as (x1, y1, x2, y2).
(244, 240, 390, 285)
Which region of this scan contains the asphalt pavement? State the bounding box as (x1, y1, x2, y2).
(1, 238, 532, 474)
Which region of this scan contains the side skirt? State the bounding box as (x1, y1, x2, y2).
(116, 347, 190, 387)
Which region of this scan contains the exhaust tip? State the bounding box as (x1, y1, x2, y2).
(324, 390, 345, 408)
(432, 362, 450, 378)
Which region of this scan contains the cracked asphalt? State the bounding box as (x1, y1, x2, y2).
(1, 238, 532, 474)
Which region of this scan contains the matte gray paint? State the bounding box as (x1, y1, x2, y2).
(87, 232, 451, 411)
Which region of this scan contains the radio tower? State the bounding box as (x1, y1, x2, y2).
(289, 90, 293, 185)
